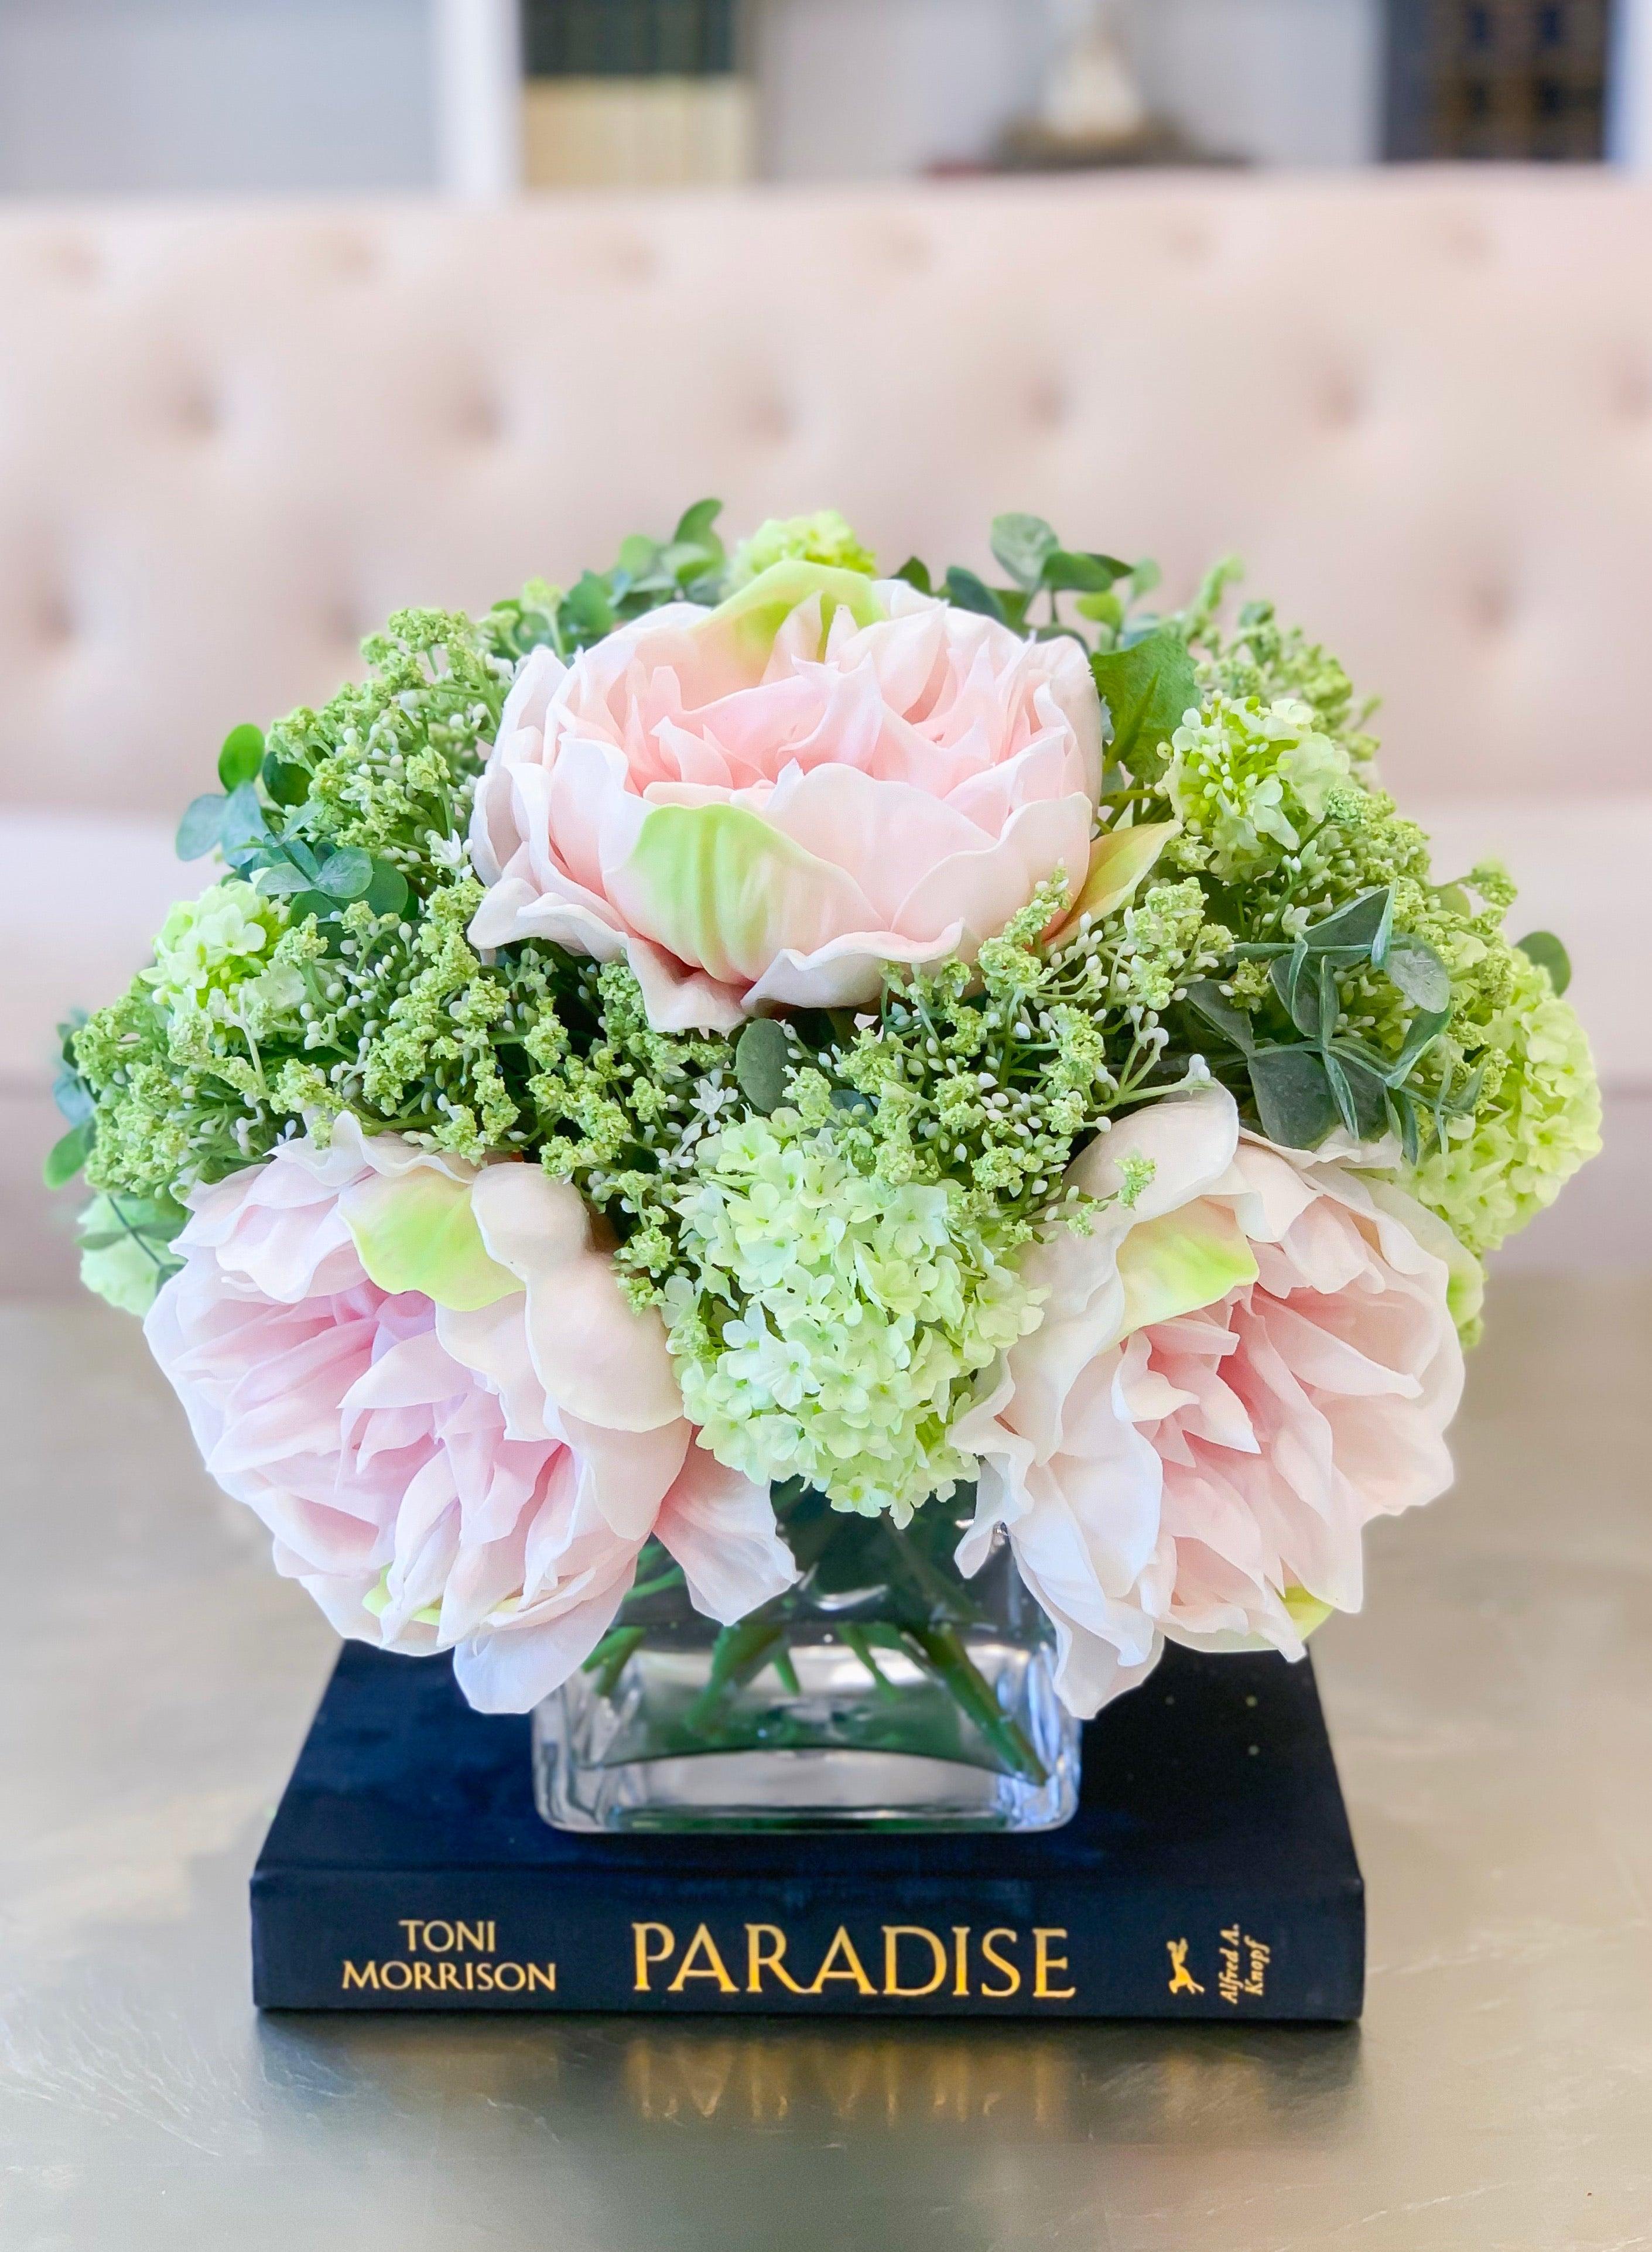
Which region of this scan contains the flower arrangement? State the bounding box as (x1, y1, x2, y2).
(51, 503, 1599, 1744)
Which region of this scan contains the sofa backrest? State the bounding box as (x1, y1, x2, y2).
(1, 168, 1646, 820)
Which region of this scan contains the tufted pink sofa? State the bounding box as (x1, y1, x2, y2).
(4, 169, 1644, 1282)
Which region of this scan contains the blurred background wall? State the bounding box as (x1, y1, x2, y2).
(2, 0, 1646, 1291)
(0, 0, 1636, 199)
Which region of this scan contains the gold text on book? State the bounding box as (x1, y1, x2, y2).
(632, 1921, 1077, 2001)
(340, 1915, 555, 1994)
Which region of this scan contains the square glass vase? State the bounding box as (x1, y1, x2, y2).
(532, 1484, 1080, 1834)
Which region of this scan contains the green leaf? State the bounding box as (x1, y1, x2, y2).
(365, 861, 411, 917)
(289, 889, 339, 928)
(734, 1017, 792, 1114)
(1090, 628, 1199, 775)
(1385, 1005, 1451, 1086)
(218, 780, 266, 852)
(561, 570, 617, 641)
(1181, 979, 1255, 1055)
(615, 533, 662, 580)
(943, 567, 1007, 623)
(175, 792, 227, 861)
(1041, 548, 1128, 594)
(53, 1066, 92, 1126)
(1321, 1051, 1359, 1138)
(1249, 1046, 1340, 1149)
(261, 751, 310, 805)
(1387, 1086, 1422, 1166)
(989, 512, 1059, 591)
(1270, 946, 1321, 1037)
(1516, 929, 1572, 996)
(251, 862, 312, 895)
(1075, 588, 1123, 628)
(1326, 1048, 1390, 1139)
(1384, 934, 1452, 1013)
(672, 497, 724, 554)
(894, 555, 933, 594)
(1302, 886, 1391, 959)
(43, 1120, 92, 1190)
(318, 847, 373, 901)
(217, 722, 265, 790)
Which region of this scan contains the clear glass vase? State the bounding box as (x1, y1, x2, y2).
(532, 1482, 1080, 1834)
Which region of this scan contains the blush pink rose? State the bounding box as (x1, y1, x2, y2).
(143, 1117, 794, 1711)
(467, 561, 1103, 1030)
(953, 1086, 1473, 1717)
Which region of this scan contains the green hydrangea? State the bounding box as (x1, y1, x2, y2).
(144, 880, 286, 1017)
(1165, 696, 1352, 883)
(1394, 949, 1602, 1256)
(664, 1109, 1043, 1520)
(728, 510, 877, 590)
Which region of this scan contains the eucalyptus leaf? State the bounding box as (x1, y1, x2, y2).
(1386, 1004, 1451, 1085)
(1041, 548, 1128, 594)
(1516, 929, 1572, 996)
(1384, 934, 1452, 1013)
(734, 1018, 792, 1114)
(989, 512, 1059, 590)
(261, 752, 311, 806)
(1270, 945, 1319, 1037)
(365, 861, 411, 917)
(894, 556, 933, 594)
(1322, 1050, 1359, 1137)
(252, 862, 312, 896)
(562, 570, 616, 640)
(1329, 1048, 1390, 1140)
(52, 1066, 92, 1126)
(1301, 887, 1391, 958)
(1090, 628, 1199, 775)
(943, 567, 1007, 623)
(615, 534, 661, 580)
(217, 722, 265, 791)
(289, 889, 339, 928)
(219, 780, 266, 852)
(829, 1086, 874, 1118)
(1387, 1086, 1422, 1166)
(1182, 980, 1255, 1054)
(1249, 1046, 1340, 1149)
(43, 1120, 92, 1190)
(318, 848, 373, 901)
(175, 792, 227, 862)
(671, 497, 724, 555)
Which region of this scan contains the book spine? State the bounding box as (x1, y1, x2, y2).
(252, 1868, 1363, 2021)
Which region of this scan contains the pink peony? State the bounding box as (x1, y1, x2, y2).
(953, 1086, 1473, 1717)
(143, 1118, 795, 1711)
(467, 561, 1103, 1030)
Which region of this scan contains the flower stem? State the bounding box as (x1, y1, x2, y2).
(899, 1624, 1048, 1786)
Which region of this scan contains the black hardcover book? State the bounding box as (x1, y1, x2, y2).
(251, 1641, 1363, 2020)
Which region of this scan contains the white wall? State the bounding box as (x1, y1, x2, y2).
(750, 0, 1056, 180)
(0, 0, 1391, 197)
(0, 0, 437, 195)
(1120, 0, 1383, 167)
